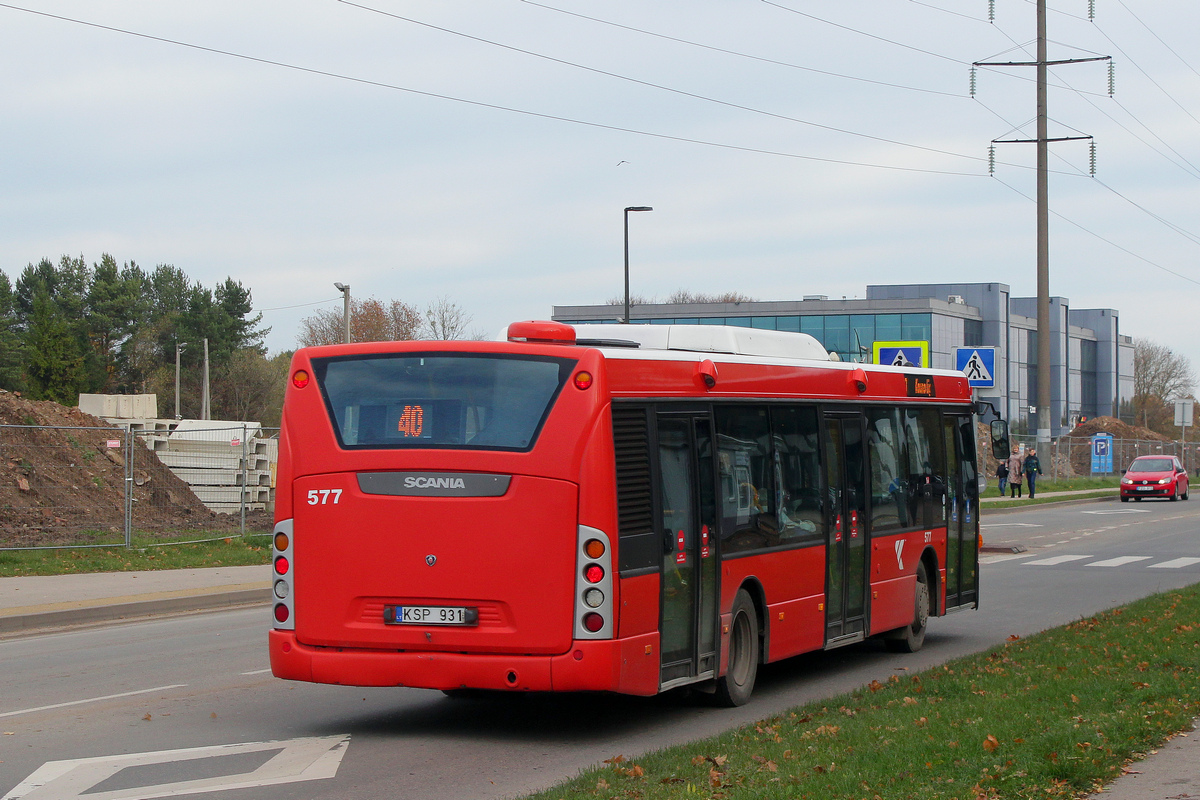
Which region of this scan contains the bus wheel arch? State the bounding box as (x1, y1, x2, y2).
(714, 585, 762, 707)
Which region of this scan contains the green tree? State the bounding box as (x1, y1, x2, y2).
(25, 292, 88, 403)
(0, 271, 25, 391)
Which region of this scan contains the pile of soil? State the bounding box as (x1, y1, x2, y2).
(1056, 416, 1174, 476)
(0, 390, 267, 547)
(1060, 416, 1172, 443)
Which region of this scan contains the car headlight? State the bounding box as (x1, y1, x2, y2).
(1158, 478, 1171, 484)
(1121, 478, 1132, 484)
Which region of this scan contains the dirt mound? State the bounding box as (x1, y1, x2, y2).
(0, 390, 259, 547)
(1060, 416, 1171, 442)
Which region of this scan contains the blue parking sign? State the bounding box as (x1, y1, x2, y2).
(1091, 434, 1113, 474)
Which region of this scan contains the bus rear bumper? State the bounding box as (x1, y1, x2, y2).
(269, 630, 660, 695)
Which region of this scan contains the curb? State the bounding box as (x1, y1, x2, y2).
(0, 587, 271, 636)
(981, 494, 1117, 514)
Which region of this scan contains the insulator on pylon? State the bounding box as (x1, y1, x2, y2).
(988, 144, 996, 176)
(1108, 61, 1115, 96)
(1089, 141, 1097, 176)
(970, 66, 977, 97)
(1088, 0, 1095, 20)
(988, 0, 995, 22)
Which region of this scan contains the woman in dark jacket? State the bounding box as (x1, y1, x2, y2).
(1024, 449, 1043, 499)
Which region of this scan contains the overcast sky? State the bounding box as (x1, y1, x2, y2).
(2, 0, 1198, 373)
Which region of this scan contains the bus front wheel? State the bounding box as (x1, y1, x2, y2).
(714, 589, 759, 707)
(885, 562, 930, 653)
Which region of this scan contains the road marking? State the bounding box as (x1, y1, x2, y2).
(1148, 557, 1200, 569)
(1024, 555, 1090, 566)
(240, 669, 272, 676)
(1087, 556, 1153, 567)
(981, 522, 1043, 528)
(0, 685, 188, 720)
(1, 734, 350, 800)
(1081, 509, 1151, 515)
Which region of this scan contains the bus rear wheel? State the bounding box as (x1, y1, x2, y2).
(886, 562, 930, 653)
(714, 589, 759, 707)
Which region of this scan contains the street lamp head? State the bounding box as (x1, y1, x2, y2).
(334, 282, 349, 292)
(625, 206, 653, 212)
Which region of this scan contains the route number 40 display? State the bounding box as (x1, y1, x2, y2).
(307, 489, 343, 505)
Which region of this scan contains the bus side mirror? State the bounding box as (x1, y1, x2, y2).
(990, 419, 1010, 460)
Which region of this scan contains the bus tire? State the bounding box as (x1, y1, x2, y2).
(886, 562, 929, 653)
(714, 589, 759, 707)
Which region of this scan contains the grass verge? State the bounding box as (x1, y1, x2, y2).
(0, 533, 271, 577)
(527, 584, 1200, 800)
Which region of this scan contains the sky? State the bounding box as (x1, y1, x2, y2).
(2, 0, 1198, 370)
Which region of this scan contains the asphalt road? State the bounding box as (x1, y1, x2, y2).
(2, 498, 1198, 800)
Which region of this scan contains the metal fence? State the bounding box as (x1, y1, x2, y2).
(1, 423, 278, 551)
(1005, 435, 1199, 480)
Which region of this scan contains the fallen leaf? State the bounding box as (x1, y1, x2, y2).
(1006, 634, 1020, 641)
(604, 755, 627, 765)
(142, 713, 152, 721)
(595, 779, 609, 790)
(868, 679, 884, 692)
(210, 712, 218, 719)
(983, 735, 1000, 753)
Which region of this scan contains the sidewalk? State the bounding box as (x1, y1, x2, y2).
(0, 563, 270, 635)
(1088, 721, 1200, 800)
(980, 487, 1117, 504)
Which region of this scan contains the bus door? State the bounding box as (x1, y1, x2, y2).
(655, 413, 720, 688)
(822, 413, 870, 643)
(942, 413, 979, 608)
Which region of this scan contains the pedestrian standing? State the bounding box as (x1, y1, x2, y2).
(996, 461, 1008, 496)
(1024, 449, 1043, 499)
(1007, 446, 1024, 498)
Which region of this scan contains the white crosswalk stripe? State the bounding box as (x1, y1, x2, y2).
(1024, 554, 1090, 566)
(1021, 554, 1199, 569)
(1148, 557, 1200, 569)
(1086, 556, 1152, 567)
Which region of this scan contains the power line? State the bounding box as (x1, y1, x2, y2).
(259, 297, 340, 313)
(0, 1, 984, 177)
(337, 0, 985, 165)
(986, 16, 1200, 181)
(519, 0, 965, 98)
(992, 175, 1200, 286)
(1092, 22, 1200, 129)
(1113, 0, 1200, 82)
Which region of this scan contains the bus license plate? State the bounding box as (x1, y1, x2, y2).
(384, 605, 478, 626)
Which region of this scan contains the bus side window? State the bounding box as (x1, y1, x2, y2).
(713, 406, 776, 554)
(866, 408, 905, 532)
(771, 405, 823, 545)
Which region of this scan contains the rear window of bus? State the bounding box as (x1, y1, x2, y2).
(312, 353, 576, 451)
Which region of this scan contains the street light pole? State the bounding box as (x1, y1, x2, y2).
(334, 282, 351, 344)
(623, 206, 653, 324)
(174, 341, 187, 419)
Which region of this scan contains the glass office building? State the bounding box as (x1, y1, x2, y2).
(552, 282, 1134, 437)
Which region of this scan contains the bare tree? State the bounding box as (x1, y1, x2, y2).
(1133, 339, 1196, 431)
(665, 289, 757, 304)
(297, 297, 422, 347)
(422, 296, 480, 340)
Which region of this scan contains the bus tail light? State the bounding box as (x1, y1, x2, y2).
(271, 519, 295, 631)
(574, 525, 614, 640)
(573, 371, 594, 390)
(292, 370, 310, 389)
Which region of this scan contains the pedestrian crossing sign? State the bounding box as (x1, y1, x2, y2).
(873, 341, 929, 369)
(954, 347, 996, 388)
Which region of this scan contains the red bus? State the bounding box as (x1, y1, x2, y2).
(269, 321, 1005, 705)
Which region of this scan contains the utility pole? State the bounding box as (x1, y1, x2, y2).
(974, 0, 1109, 454)
(202, 338, 211, 421)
